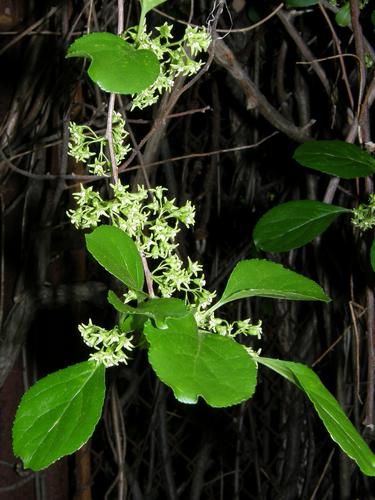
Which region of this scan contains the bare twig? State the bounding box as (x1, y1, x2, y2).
(364, 288, 375, 430)
(158, 389, 177, 500)
(318, 3, 354, 109)
(106, 94, 118, 182)
(349, 0, 369, 142)
(349, 300, 363, 403)
(0, 7, 59, 56)
(154, 3, 284, 34)
(213, 38, 312, 142)
(276, 9, 331, 96)
(141, 253, 155, 297)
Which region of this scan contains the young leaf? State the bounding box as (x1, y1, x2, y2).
(253, 200, 350, 252)
(139, 0, 167, 17)
(145, 314, 257, 407)
(108, 291, 191, 329)
(335, 2, 351, 27)
(86, 225, 144, 291)
(256, 357, 375, 477)
(293, 140, 375, 179)
(66, 32, 160, 94)
(285, 0, 319, 6)
(370, 238, 375, 273)
(212, 259, 330, 311)
(12, 361, 105, 471)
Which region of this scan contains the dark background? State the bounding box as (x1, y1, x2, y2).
(0, 1, 374, 498)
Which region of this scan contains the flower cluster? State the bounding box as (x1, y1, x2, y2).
(124, 22, 211, 109)
(196, 312, 262, 339)
(68, 182, 214, 309)
(78, 319, 134, 367)
(352, 194, 375, 231)
(69, 181, 263, 364)
(68, 112, 131, 175)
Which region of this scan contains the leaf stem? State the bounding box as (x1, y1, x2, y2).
(141, 252, 155, 297)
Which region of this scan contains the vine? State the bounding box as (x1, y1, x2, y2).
(11, 0, 375, 480)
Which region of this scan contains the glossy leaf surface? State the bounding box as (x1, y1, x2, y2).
(212, 259, 330, 311)
(294, 140, 375, 179)
(253, 200, 349, 252)
(86, 225, 144, 290)
(285, 0, 319, 6)
(13, 361, 105, 471)
(145, 314, 257, 407)
(335, 2, 351, 27)
(66, 32, 160, 94)
(370, 238, 375, 273)
(108, 291, 191, 329)
(139, 0, 167, 16)
(256, 357, 375, 476)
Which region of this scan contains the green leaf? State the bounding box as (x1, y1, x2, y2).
(294, 140, 375, 179)
(253, 200, 350, 252)
(256, 357, 375, 476)
(66, 32, 160, 94)
(335, 2, 351, 27)
(145, 314, 257, 407)
(212, 259, 330, 311)
(86, 225, 144, 291)
(371, 9, 375, 26)
(108, 291, 191, 329)
(285, 0, 319, 6)
(370, 238, 375, 272)
(12, 361, 105, 471)
(139, 0, 167, 17)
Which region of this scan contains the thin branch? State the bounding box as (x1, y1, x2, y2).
(141, 254, 155, 297)
(349, 300, 363, 403)
(117, 0, 124, 34)
(364, 288, 375, 429)
(318, 3, 354, 110)
(105, 93, 118, 182)
(0, 7, 59, 56)
(213, 38, 312, 142)
(104, 0, 126, 183)
(276, 9, 331, 96)
(154, 3, 284, 34)
(349, 0, 370, 142)
(120, 132, 279, 174)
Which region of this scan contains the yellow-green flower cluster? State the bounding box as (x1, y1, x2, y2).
(68, 112, 131, 175)
(352, 194, 375, 231)
(196, 312, 262, 339)
(78, 319, 134, 367)
(124, 22, 211, 110)
(68, 183, 211, 308)
(69, 182, 262, 365)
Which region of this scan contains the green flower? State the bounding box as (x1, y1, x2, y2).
(78, 319, 134, 367)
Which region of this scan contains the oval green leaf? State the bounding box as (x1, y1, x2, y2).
(285, 0, 319, 6)
(370, 238, 375, 272)
(335, 2, 351, 27)
(256, 357, 375, 477)
(293, 140, 375, 179)
(12, 361, 105, 471)
(212, 259, 330, 311)
(86, 225, 144, 291)
(108, 291, 191, 329)
(139, 0, 167, 17)
(66, 32, 160, 94)
(253, 200, 350, 252)
(145, 314, 257, 407)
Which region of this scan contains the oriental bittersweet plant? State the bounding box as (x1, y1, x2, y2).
(12, 0, 375, 477)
